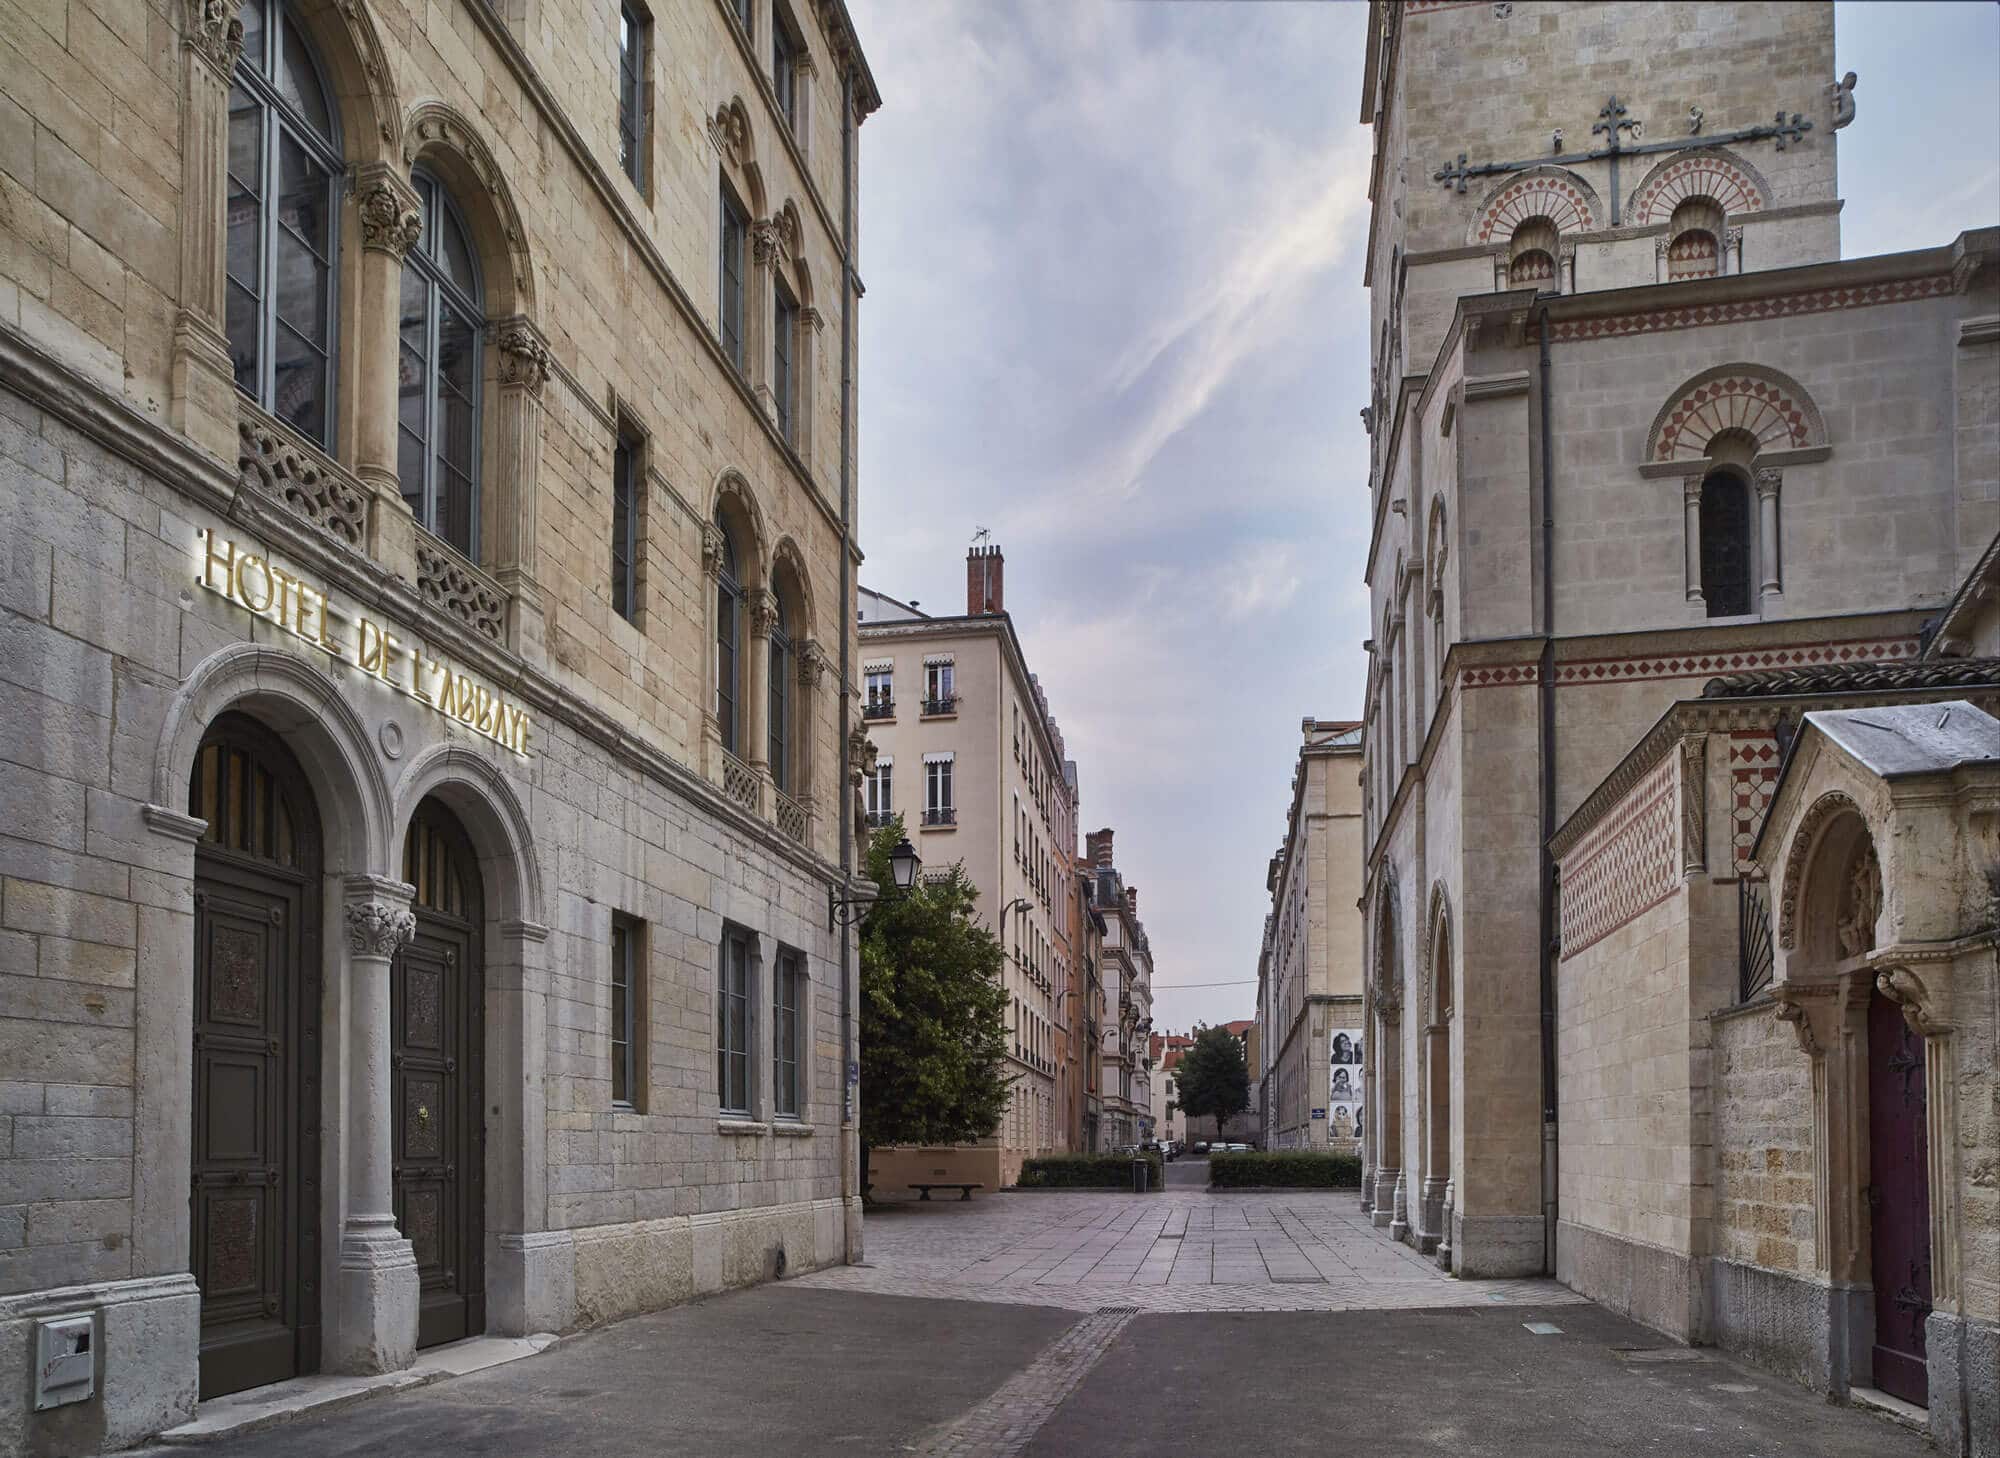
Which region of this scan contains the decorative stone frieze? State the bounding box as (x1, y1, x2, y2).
(238, 414, 369, 547)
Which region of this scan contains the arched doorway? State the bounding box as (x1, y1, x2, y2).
(396, 798, 488, 1348)
(188, 713, 324, 1398)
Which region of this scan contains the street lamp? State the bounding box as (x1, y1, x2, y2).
(829, 837, 921, 928)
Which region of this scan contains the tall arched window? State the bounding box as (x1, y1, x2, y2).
(398, 172, 485, 558)
(227, 0, 343, 450)
(1699, 470, 1752, 616)
(1667, 197, 1723, 280)
(714, 512, 744, 755)
(767, 592, 792, 792)
(1507, 217, 1557, 287)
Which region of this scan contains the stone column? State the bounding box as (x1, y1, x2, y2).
(352, 165, 423, 581)
(746, 586, 775, 811)
(1420, 1023, 1449, 1255)
(171, 0, 244, 461)
(1683, 474, 1705, 606)
(701, 523, 726, 778)
(1755, 467, 1783, 600)
(1373, 1001, 1402, 1230)
(328, 876, 420, 1375)
(490, 317, 550, 663)
(750, 220, 779, 419)
(1437, 1179, 1455, 1271)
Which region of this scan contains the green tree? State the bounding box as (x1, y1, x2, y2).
(858, 820, 1012, 1195)
(1175, 1025, 1249, 1140)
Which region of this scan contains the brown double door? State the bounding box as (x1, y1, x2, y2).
(394, 800, 487, 1349)
(189, 716, 323, 1400)
(1867, 987, 1932, 1407)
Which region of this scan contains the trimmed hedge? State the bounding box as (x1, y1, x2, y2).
(1209, 1151, 1363, 1189)
(1016, 1152, 1165, 1189)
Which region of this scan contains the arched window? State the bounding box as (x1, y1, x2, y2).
(398, 172, 485, 558)
(1699, 470, 1752, 616)
(714, 511, 744, 755)
(1667, 197, 1723, 280)
(767, 592, 793, 792)
(1507, 217, 1557, 287)
(227, 0, 343, 450)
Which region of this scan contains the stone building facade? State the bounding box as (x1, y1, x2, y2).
(1354, 1, 1998, 1446)
(0, 0, 878, 1448)
(856, 549, 1081, 1188)
(1257, 719, 1365, 1151)
(1088, 830, 1155, 1150)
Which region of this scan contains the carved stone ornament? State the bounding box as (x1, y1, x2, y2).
(1754, 465, 1782, 500)
(493, 319, 551, 394)
(1834, 839, 1882, 958)
(1770, 982, 1820, 1056)
(1680, 734, 1706, 874)
(748, 587, 778, 638)
(751, 218, 783, 267)
(1829, 71, 1857, 130)
(712, 102, 749, 168)
(700, 522, 726, 578)
(187, 0, 245, 71)
(847, 722, 877, 787)
(414, 539, 506, 642)
(1876, 966, 1948, 1036)
(796, 641, 827, 688)
(1779, 791, 1864, 950)
(358, 175, 423, 257)
(345, 901, 415, 958)
(238, 416, 368, 547)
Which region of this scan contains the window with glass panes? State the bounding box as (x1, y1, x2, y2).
(772, 9, 800, 135)
(864, 666, 892, 714)
(773, 277, 797, 442)
(719, 184, 748, 370)
(398, 172, 484, 558)
(612, 430, 641, 622)
(715, 512, 743, 754)
(733, 0, 752, 36)
(773, 950, 803, 1118)
(866, 759, 892, 821)
(767, 593, 792, 792)
(226, 0, 343, 451)
(611, 915, 641, 1108)
(617, 2, 647, 190)
(717, 927, 753, 1114)
(926, 757, 953, 815)
(924, 660, 954, 710)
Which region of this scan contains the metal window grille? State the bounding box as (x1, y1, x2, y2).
(1739, 877, 1774, 1002)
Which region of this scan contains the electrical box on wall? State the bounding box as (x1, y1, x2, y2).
(34, 1314, 95, 1411)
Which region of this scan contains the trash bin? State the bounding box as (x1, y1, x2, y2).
(1131, 1157, 1149, 1194)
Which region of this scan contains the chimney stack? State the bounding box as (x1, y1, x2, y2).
(1086, 828, 1114, 868)
(1125, 887, 1139, 918)
(967, 543, 1005, 615)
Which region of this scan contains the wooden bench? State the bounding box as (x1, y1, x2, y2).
(910, 1183, 983, 1202)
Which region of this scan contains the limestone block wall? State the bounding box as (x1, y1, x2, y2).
(1712, 1005, 1817, 1277)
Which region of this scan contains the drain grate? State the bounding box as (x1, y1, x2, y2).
(1094, 1305, 1139, 1315)
(1616, 1348, 1707, 1364)
(1271, 1276, 1327, 1284)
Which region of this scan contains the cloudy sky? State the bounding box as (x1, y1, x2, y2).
(843, 0, 2000, 1033)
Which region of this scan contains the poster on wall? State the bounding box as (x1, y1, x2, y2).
(1329, 1028, 1364, 1145)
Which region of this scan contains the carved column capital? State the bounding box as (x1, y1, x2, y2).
(1680, 734, 1707, 875)
(747, 586, 777, 637)
(356, 165, 422, 258)
(796, 639, 828, 687)
(1770, 980, 1835, 1057)
(1683, 472, 1707, 504)
(1753, 465, 1783, 500)
(492, 315, 552, 394)
(1875, 964, 1952, 1036)
(751, 218, 782, 267)
(343, 876, 416, 958)
(186, 0, 244, 72)
(701, 522, 726, 579)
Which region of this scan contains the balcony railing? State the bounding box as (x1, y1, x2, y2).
(864, 810, 894, 829)
(862, 698, 894, 720)
(922, 806, 956, 827)
(775, 789, 808, 845)
(721, 750, 759, 812)
(920, 695, 959, 716)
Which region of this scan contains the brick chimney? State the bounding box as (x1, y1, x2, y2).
(967, 543, 1004, 615)
(1086, 828, 1114, 868)
(1125, 887, 1139, 918)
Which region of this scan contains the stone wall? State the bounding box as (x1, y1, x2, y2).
(1711, 1003, 1817, 1278)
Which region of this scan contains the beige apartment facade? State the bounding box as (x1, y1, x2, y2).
(0, 0, 879, 1448)
(1259, 720, 1365, 1152)
(1355, 2, 1997, 1446)
(1087, 830, 1154, 1149)
(857, 548, 1080, 1188)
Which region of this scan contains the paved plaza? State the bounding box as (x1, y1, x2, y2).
(138, 1185, 1927, 1457)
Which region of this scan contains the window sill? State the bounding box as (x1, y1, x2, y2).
(919, 712, 958, 722)
(771, 1121, 815, 1137)
(716, 1118, 768, 1136)
(920, 820, 957, 833)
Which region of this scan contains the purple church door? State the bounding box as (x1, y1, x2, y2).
(1867, 988, 1931, 1407)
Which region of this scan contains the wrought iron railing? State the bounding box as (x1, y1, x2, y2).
(1739, 876, 1774, 1002)
(864, 810, 893, 829)
(862, 699, 894, 720)
(775, 790, 808, 844)
(922, 806, 956, 826)
(721, 750, 759, 812)
(921, 695, 959, 716)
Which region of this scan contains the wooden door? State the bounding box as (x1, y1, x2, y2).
(188, 716, 322, 1399)
(394, 800, 486, 1349)
(1867, 987, 1932, 1407)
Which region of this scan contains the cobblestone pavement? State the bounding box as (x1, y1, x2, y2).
(791, 1189, 1588, 1314)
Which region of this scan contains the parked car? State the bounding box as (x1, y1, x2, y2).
(1193, 1141, 1210, 1155)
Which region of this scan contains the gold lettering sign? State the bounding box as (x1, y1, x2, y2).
(196, 529, 531, 757)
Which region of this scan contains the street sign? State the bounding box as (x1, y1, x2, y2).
(1311, 1108, 1326, 1119)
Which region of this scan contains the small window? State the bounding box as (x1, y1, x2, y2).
(1700, 471, 1753, 616)
(1667, 197, 1724, 281)
(772, 11, 800, 136)
(612, 428, 642, 623)
(617, 2, 649, 192)
(715, 511, 744, 754)
(773, 277, 798, 443)
(611, 914, 644, 1109)
(1507, 216, 1557, 288)
(924, 661, 955, 714)
(773, 949, 804, 1119)
(718, 926, 754, 1114)
(720, 184, 748, 370)
(398, 172, 486, 559)
(768, 592, 792, 792)
(865, 759, 892, 826)
(863, 666, 892, 718)
(925, 756, 954, 825)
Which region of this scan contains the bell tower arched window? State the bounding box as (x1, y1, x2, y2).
(715, 511, 745, 755)
(398, 172, 486, 558)
(1699, 470, 1753, 617)
(1667, 197, 1723, 280)
(1508, 217, 1557, 287)
(226, 0, 343, 450)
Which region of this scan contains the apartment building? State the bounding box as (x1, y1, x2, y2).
(857, 547, 1078, 1186)
(1257, 720, 1365, 1151)
(0, 0, 877, 1445)
(1087, 830, 1155, 1149)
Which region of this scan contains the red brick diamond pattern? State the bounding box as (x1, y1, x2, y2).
(1560, 754, 1679, 961)
(1729, 731, 1780, 871)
